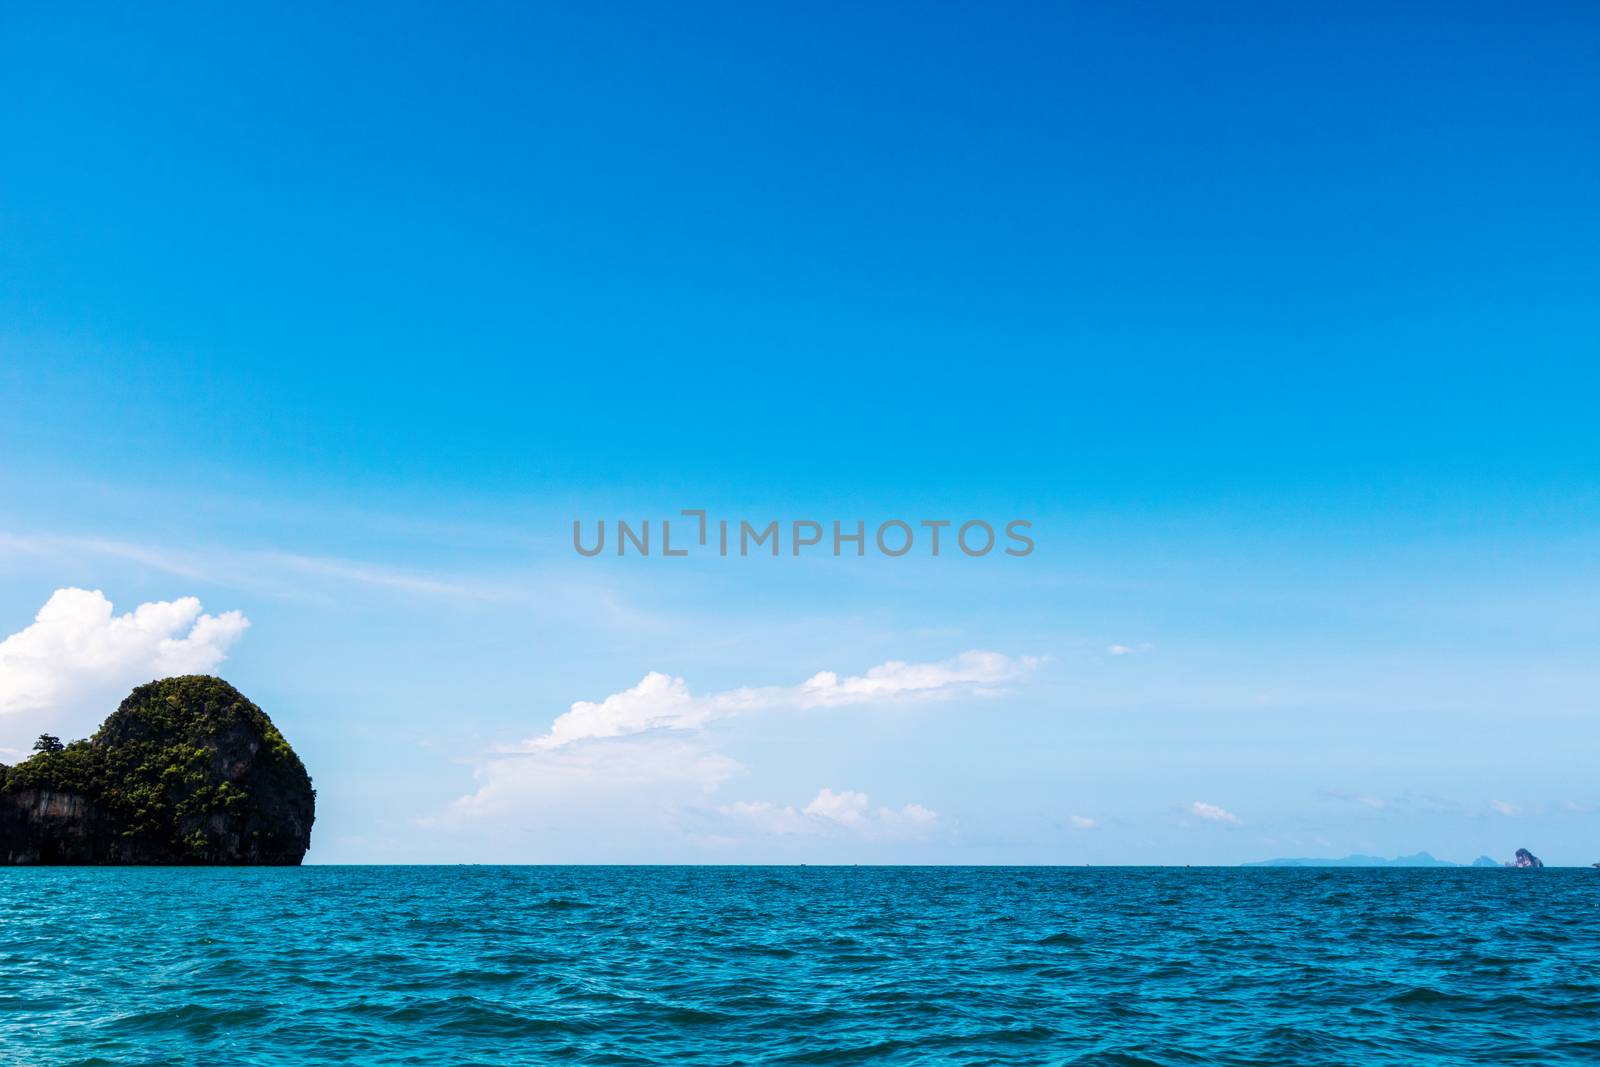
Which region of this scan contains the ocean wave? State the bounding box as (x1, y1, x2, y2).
(4, 866, 1599, 1065)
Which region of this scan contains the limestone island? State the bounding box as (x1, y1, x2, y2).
(0, 676, 314, 865)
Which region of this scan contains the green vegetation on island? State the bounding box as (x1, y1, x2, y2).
(0, 676, 315, 865)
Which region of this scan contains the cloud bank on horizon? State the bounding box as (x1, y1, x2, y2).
(721, 788, 940, 841)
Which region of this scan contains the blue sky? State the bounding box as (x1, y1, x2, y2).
(2, 3, 1597, 864)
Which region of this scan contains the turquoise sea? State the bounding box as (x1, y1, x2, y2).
(2, 866, 1597, 1065)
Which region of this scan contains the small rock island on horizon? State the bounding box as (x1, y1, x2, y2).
(0, 676, 314, 865)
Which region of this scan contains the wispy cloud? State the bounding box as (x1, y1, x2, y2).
(1316, 790, 1389, 811)
(257, 550, 494, 599)
(0, 530, 504, 602)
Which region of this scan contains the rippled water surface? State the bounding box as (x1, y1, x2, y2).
(3, 866, 1599, 1065)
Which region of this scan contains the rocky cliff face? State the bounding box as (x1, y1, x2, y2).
(0, 677, 314, 865)
(1509, 848, 1544, 868)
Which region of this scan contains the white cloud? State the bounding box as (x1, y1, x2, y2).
(433, 751, 944, 851)
(1489, 800, 1521, 817)
(437, 650, 1030, 850)
(722, 788, 940, 840)
(534, 671, 710, 750)
(436, 736, 743, 827)
(804, 787, 871, 824)
(1069, 815, 1098, 829)
(525, 650, 1039, 751)
(1190, 801, 1241, 825)
(720, 799, 812, 836)
(877, 803, 940, 833)
(0, 588, 249, 724)
(1107, 645, 1135, 656)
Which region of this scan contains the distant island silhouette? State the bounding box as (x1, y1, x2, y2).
(0, 676, 313, 865)
(1246, 849, 1545, 868)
